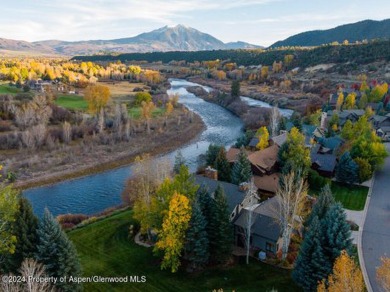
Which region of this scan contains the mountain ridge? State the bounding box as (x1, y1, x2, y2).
(0, 25, 262, 56)
(271, 19, 390, 47)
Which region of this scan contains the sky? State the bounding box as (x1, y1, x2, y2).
(1, 0, 389, 46)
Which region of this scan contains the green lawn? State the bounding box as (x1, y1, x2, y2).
(330, 182, 368, 211)
(68, 210, 300, 292)
(55, 95, 88, 110)
(128, 107, 165, 119)
(0, 84, 20, 95)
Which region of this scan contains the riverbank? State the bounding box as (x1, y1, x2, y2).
(187, 76, 322, 114)
(14, 111, 205, 190)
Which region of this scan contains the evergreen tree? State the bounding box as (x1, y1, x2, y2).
(210, 185, 232, 264)
(185, 201, 209, 270)
(304, 184, 334, 230)
(231, 80, 240, 98)
(277, 117, 287, 134)
(322, 202, 353, 270)
(335, 152, 359, 184)
(173, 150, 186, 174)
(293, 216, 329, 291)
(205, 144, 222, 168)
(215, 148, 231, 182)
(3, 198, 39, 273)
(231, 147, 252, 185)
(36, 209, 81, 292)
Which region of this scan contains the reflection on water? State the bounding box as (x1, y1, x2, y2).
(23, 79, 244, 217)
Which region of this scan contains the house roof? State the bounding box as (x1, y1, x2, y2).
(370, 115, 389, 124)
(248, 137, 259, 148)
(226, 147, 253, 163)
(233, 197, 281, 241)
(317, 136, 343, 150)
(310, 153, 337, 173)
(226, 147, 240, 163)
(253, 173, 280, 193)
(271, 132, 287, 147)
(194, 175, 246, 213)
(248, 145, 279, 173)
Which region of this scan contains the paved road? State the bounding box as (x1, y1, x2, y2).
(362, 143, 390, 292)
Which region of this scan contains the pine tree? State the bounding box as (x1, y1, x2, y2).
(35, 209, 81, 292)
(304, 184, 334, 230)
(231, 147, 252, 185)
(211, 185, 232, 264)
(231, 80, 240, 98)
(292, 216, 329, 291)
(3, 198, 39, 273)
(335, 152, 359, 184)
(322, 202, 353, 271)
(185, 201, 209, 270)
(205, 144, 222, 168)
(173, 150, 186, 174)
(215, 148, 231, 182)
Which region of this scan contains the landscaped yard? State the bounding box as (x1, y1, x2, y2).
(68, 210, 300, 292)
(55, 94, 88, 110)
(331, 182, 368, 211)
(0, 83, 20, 95)
(128, 107, 165, 119)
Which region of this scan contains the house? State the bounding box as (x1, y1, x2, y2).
(247, 144, 279, 176)
(233, 196, 281, 254)
(327, 110, 365, 126)
(310, 153, 337, 177)
(248, 137, 259, 150)
(270, 132, 287, 147)
(316, 136, 343, 153)
(370, 115, 390, 129)
(194, 175, 247, 221)
(226, 147, 254, 164)
(253, 173, 280, 197)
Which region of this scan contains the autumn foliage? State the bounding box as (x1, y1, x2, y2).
(317, 250, 364, 292)
(84, 84, 110, 114)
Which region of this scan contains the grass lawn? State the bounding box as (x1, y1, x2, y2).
(68, 210, 300, 292)
(55, 95, 88, 110)
(330, 182, 368, 211)
(0, 84, 20, 95)
(128, 107, 165, 119)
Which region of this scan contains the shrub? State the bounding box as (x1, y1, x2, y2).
(134, 92, 152, 106)
(57, 213, 88, 225)
(308, 169, 331, 190)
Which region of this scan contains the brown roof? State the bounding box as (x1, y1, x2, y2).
(248, 144, 279, 173)
(226, 147, 241, 163)
(271, 132, 287, 147)
(226, 147, 254, 163)
(253, 173, 280, 193)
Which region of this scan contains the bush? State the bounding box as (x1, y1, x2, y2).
(308, 169, 331, 190)
(57, 213, 89, 226)
(134, 92, 152, 106)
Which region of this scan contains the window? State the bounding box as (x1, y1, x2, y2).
(266, 242, 274, 252)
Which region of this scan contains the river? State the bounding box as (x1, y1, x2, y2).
(23, 79, 244, 217)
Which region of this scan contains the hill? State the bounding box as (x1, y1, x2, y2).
(271, 19, 390, 48)
(0, 25, 261, 56)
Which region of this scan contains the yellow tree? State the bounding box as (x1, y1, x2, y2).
(336, 92, 344, 111)
(377, 257, 390, 292)
(344, 93, 356, 109)
(141, 101, 156, 133)
(84, 84, 110, 114)
(154, 193, 192, 273)
(256, 126, 269, 150)
(317, 250, 364, 292)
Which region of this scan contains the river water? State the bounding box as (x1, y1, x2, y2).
(23, 79, 244, 217)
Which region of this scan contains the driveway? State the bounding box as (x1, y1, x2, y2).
(361, 143, 390, 292)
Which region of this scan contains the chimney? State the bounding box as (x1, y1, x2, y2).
(320, 112, 327, 130)
(205, 166, 218, 180)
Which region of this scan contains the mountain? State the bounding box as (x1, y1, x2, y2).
(0, 25, 261, 56)
(225, 41, 263, 49)
(271, 19, 390, 48)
